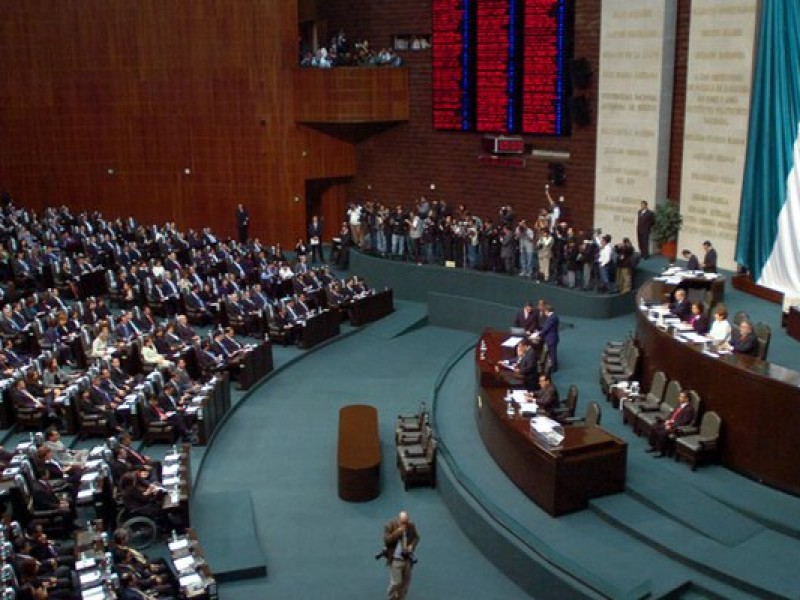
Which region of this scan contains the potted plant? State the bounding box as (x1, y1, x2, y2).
(653, 201, 682, 261)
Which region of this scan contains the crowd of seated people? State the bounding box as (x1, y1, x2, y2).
(299, 29, 402, 68)
(0, 197, 385, 444)
(338, 189, 639, 293)
(0, 429, 183, 599)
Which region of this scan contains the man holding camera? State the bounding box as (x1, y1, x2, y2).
(382, 510, 420, 600)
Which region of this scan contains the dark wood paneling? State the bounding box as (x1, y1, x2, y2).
(294, 68, 409, 123)
(0, 0, 354, 246)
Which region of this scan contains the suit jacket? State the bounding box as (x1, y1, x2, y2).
(513, 309, 538, 333)
(383, 518, 420, 565)
(670, 299, 692, 321)
(686, 254, 700, 271)
(536, 385, 560, 417)
(636, 209, 655, 235)
(666, 402, 695, 429)
(540, 313, 560, 345)
(731, 331, 759, 356)
(690, 314, 710, 335)
(702, 248, 718, 273)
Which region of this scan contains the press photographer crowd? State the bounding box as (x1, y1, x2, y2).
(338, 184, 639, 294)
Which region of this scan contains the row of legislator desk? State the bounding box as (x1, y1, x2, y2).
(347, 289, 394, 326)
(637, 281, 800, 495)
(475, 329, 627, 516)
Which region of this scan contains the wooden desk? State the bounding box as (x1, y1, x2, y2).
(300, 309, 340, 349)
(337, 404, 381, 502)
(476, 329, 627, 516)
(348, 290, 394, 326)
(636, 281, 800, 495)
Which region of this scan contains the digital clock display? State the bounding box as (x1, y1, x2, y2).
(432, 0, 570, 136)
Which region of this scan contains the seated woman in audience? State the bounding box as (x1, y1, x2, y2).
(688, 302, 710, 335)
(41, 357, 72, 391)
(141, 336, 174, 370)
(708, 306, 732, 345)
(90, 325, 113, 359)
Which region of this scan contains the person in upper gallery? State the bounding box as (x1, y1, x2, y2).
(708, 306, 732, 345)
(668, 288, 692, 322)
(636, 200, 655, 259)
(235, 203, 249, 244)
(701, 240, 718, 273)
(730, 320, 760, 357)
(645, 390, 695, 458)
(533, 373, 560, 418)
(682, 249, 700, 271)
(537, 302, 560, 372)
(688, 302, 710, 335)
(512, 300, 538, 334)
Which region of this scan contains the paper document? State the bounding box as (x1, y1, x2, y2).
(502, 336, 523, 348)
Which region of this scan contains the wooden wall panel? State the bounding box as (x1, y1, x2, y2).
(0, 0, 355, 246)
(315, 0, 601, 233)
(294, 68, 410, 123)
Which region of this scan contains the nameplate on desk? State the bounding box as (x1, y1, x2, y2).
(169, 538, 190, 551)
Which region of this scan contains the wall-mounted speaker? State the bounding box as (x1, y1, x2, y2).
(568, 96, 591, 127)
(548, 163, 566, 186)
(569, 58, 592, 90)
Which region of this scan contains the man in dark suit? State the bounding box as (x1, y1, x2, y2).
(701, 240, 718, 273)
(668, 289, 692, 322)
(538, 303, 560, 372)
(383, 511, 420, 600)
(512, 301, 538, 334)
(646, 391, 696, 457)
(236, 203, 249, 243)
(509, 338, 539, 391)
(636, 200, 655, 259)
(681, 249, 700, 271)
(144, 394, 190, 441)
(731, 320, 760, 356)
(534, 373, 560, 418)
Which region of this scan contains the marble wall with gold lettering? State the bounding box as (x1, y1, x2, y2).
(593, 1, 677, 250)
(678, 0, 757, 270)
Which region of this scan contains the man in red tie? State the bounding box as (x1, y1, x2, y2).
(646, 391, 695, 457)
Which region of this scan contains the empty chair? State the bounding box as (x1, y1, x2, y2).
(395, 401, 428, 440)
(553, 384, 578, 423)
(675, 411, 722, 470)
(600, 345, 639, 397)
(564, 401, 601, 427)
(398, 439, 437, 491)
(754, 322, 771, 360)
(622, 371, 667, 426)
(633, 379, 681, 437)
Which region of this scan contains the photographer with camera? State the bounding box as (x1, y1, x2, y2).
(380, 510, 420, 600)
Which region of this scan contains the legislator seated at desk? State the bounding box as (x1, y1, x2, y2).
(532, 374, 560, 418)
(730, 320, 759, 356)
(668, 289, 692, 322)
(496, 338, 539, 391)
(512, 301, 538, 335)
(688, 302, 709, 335)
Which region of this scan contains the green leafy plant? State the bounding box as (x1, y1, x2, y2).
(653, 201, 683, 243)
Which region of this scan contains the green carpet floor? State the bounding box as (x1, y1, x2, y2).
(195, 312, 531, 599)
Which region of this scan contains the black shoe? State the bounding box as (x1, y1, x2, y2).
(644, 447, 656, 453)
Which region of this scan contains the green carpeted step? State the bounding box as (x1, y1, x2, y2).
(681, 467, 800, 538)
(590, 494, 800, 599)
(625, 476, 763, 546)
(191, 491, 267, 583)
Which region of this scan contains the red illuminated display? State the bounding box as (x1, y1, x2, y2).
(476, 0, 512, 132)
(432, 0, 469, 130)
(522, 0, 563, 134)
(432, 0, 569, 135)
